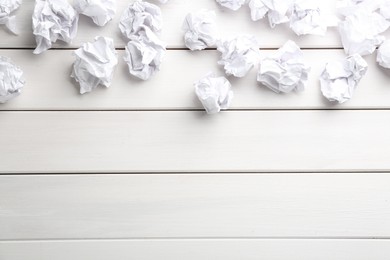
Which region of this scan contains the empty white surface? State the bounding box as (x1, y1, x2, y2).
(1, 111, 390, 173)
(1, 239, 390, 260)
(1, 174, 390, 239)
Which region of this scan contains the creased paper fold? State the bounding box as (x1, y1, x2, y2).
(74, 0, 116, 26)
(377, 40, 390, 69)
(216, 0, 246, 11)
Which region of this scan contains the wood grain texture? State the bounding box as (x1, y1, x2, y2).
(1, 49, 390, 110)
(0, 0, 343, 49)
(1, 111, 390, 173)
(1, 239, 390, 260)
(1, 174, 390, 239)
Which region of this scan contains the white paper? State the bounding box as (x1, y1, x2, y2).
(0, 0, 22, 34)
(0, 56, 25, 103)
(289, 0, 327, 36)
(249, 0, 268, 21)
(320, 53, 368, 103)
(71, 36, 118, 94)
(380, 1, 390, 19)
(217, 35, 260, 78)
(182, 10, 218, 51)
(257, 40, 310, 93)
(337, 0, 384, 17)
(194, 72, 233, 114)
(377, 39, 390, 69)
(119, 0, 162, 40)
(338, 10, 390, 56)
(124, 27, 166, 80)
(32, 0, 79, 54)
(74, 0, 116, 26)
(248, 0, 292, 28)
(215, 0, 246, 11)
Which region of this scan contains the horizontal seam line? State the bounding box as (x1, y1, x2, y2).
(2, 237, 390, 242)
(0, 47, 345, 51)
(1, 108, 390, 112)
(2, 171, 390, 175)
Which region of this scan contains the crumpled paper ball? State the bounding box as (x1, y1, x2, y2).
(32, 0, 79, 54)
(0, 56, 25, 103)
(194, 72, 233, 114)
(71, 36, 118, 94)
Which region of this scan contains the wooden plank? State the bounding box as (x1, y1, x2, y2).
(1, 239, 390, 260)
(1, 110, 390, 173)
(1, 49, 390, 110)
(0, 0, 343, 49)
(1, 174, 390, 239)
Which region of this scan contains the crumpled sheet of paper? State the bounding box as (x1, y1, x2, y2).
(74, 0, 116, 26)
(289, 0, 327, 36)
(377, 40, 390, 69)
(183, 10, 218, 51)
(0, 0, 22, 34)
(248, 0, 293, 27)
(194, 72, 233, 114)
(119, 0, 162, 39)
(71, 36, 118, 94)
(257, 40, 310, 93)
(32, 0, 79, 54)
(320, 54, 368, 103)
(0, 56, 25, 103)
(217, 35, 261, 77)
(123, 28, 166, 80)
(215, 0, 246, 11)
(338, 10, 390, 56)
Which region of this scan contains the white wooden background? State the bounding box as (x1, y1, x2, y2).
(1, 0, 390, 259)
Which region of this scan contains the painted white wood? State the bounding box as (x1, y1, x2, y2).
(1, 49, 390, 110)
(1, 239, 390, 260)
(1, 174, 390, 239)
(0, 0, 343, 49)
(1, 111, 390, 173)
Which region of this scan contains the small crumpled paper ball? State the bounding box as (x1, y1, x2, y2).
(194, 72, 233, 114)
(124, 27, 166, 80)
(32, 0, 79, 54)
(320, 53, 367, 104)
(0, 0, 22, 34)
(119, 0, 162, 39)
(0, 56, 25, 103)
(257, 40, 310, 93)
(71, 36, 118, 94)
(182, 10, 218, 51)
(217, 35, 261, 78)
